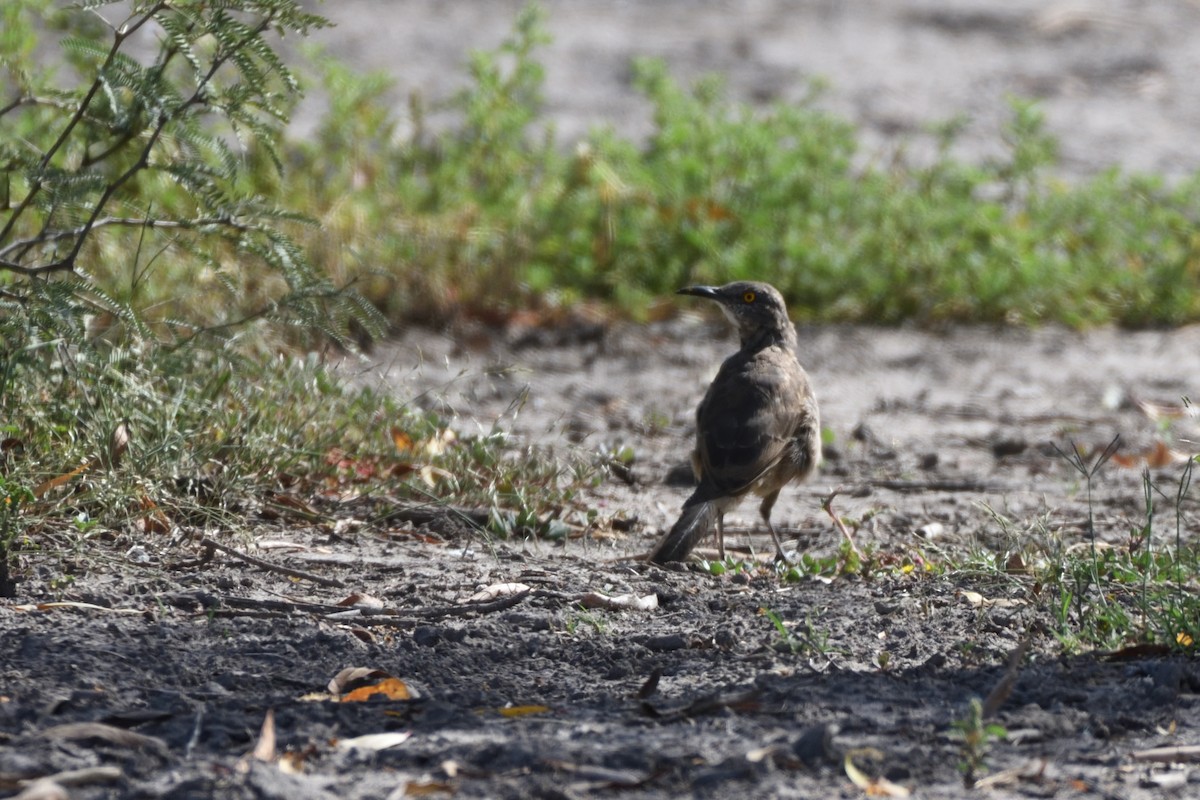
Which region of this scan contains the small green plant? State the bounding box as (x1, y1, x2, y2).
(565, 608, 608, 636)
(0, 477, 34, 597)
(1051, 436, 1120, 620)
(951, 697, 1007, 787)
(1037, 443, 1200, 652)
(763, 607, 833, 658)
(703, 555, 752, 577)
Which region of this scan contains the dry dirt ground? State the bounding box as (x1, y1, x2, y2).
(4, 322, 1200, 799)
(6, 2, 1200, 799)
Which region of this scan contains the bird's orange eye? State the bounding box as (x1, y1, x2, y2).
(742, 291, 756, 303)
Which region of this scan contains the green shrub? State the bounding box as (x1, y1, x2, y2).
(1, 0, 378, 347)
(288, 7, 1200, 327)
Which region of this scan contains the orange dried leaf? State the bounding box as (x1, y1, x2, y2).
(1112, 440, 1190, 469)
(391, 427, 415, 453)
(341, 677, 413, 703)
(33, 460, 92, 498)
(404, 780, 455, 796)
(138, 492, 171, 535)
(498, 705, 550, 718)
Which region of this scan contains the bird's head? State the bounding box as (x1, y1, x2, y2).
(677, 281, 795, 349)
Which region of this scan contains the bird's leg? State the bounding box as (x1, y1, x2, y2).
(759, 491, 789, 563)
(821, 489, 864, 560)
(715, 513, 726, 561)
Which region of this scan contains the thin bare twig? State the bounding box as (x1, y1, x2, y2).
(198, 535, 345, 588)
(1129, 745, 1200, 764)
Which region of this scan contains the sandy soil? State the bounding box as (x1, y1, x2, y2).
(300, 0, 1200, 178)
(3, 322, 1199, 799)
(5, 3, 1200, 799)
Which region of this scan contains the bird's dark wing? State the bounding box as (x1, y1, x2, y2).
(692, 348, 813, 499)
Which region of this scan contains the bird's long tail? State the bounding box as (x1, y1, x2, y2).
(647, 498, 719, 564)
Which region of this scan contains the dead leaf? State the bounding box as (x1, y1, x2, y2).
(36, 723, 168, 758)
(336, 592, 386, 609)
(136, 491, 171, 535)
(107, 421, 130, 469)
(279, 746, 313, 775)
(1005, 552, 1027, 574)
(1099, 643, 1171, 661)
(32, 460, 91, 499)
(1065, 541, 1115, 556)
(958, 590, 1025, 609)
(1135, 398, 1198, 422)
(341, 677, 414, 703)
(578, 592, 658, 611)
(328, 666, 391, 696)
(12, 780, 67, 800)
(251, 710, 276, 762)
(1111, 440, 1190, 469)
(332, 518, 364, 536)
(844, 751, 911, 797)
(403, 780, 455, 797)
(344, 626, 376, 644)
(418, 464, 452, 487)
(498, 704, 550, 718)
(268, 492, 321, 517)
(391, 427, 415, 453)
(465, 582, 531, 603)
(12, 767, 121, 796)
(421, 428, 456, 457)
(335, 731, 412, 751)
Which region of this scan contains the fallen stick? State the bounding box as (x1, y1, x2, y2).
(199, 536, 345, 588)
(1129, 745, 1200, 764)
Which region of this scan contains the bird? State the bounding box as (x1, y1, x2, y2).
(647, 281, 820, 565)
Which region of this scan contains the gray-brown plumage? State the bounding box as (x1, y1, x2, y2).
(648, 281, 820, 564)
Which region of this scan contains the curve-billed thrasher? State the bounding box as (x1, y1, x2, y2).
(647, 281, 820, 564)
